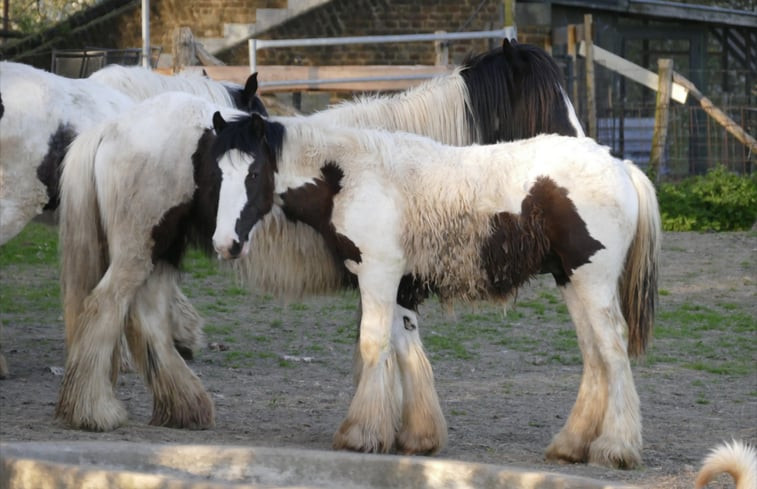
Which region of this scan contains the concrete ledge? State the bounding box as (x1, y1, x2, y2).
(0, 441, 640, 489)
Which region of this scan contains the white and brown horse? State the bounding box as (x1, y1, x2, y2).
(55, 40, 625, 466)
(211, 113, 661, 469)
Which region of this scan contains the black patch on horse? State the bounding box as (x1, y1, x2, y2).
(150, 129, 221, 267)
(37, 122, 76, 210)
(280, 161, 362, 268)
(482, 176, 604, 295)
(0, 92, 4, 120)
(397, 274, 433, 311)
(460, 39, 580, 143)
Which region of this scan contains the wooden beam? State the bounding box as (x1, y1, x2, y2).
(578, 41, 689, 104)
(169, 65, 453, 93)
(673, 72, 757, 155)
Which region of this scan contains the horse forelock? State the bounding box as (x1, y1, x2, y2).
(461, 42, 581, 142)
(212, 115, 284, 170)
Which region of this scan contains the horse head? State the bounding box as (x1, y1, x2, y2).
(211, 111, 282, 259)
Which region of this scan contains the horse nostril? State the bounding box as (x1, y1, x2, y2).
(228, 240, 242, 258)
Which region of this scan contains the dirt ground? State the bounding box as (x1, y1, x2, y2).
(0, 230, 755, 488)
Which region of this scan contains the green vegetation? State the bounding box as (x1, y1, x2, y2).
(658, 166, 757, 231)
(647, 303, 756, 376)
(0, 221, 58, 266)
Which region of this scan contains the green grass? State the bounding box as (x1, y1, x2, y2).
(0, 221, 58, 266)
(647, 302, 756, 376)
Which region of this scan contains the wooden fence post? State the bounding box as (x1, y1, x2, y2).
(583, 14, 597, 139)
(567, 24, 579, 115)
(650, 58, 673, 183)
(434, 31, 449, 66)
(172, 27, 197, 73)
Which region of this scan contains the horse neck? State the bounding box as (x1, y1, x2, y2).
(310, 72, 474, 146)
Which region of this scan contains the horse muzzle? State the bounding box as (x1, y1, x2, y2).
(213, 237, 249, 260)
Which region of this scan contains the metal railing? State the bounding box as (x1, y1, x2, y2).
(248, 27, 516, 90)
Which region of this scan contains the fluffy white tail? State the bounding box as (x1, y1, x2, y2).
(59, 127, 109, 347)
(695, 440, 757, 489)
(620, 161, 662, 357)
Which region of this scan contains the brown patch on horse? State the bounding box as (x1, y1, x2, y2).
(280, 162, 361, 266)
(525, 176, 605, 282)
(482, 176, 604, 296)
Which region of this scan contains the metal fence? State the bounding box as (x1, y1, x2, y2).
(248, 28, 516, 90)
(560, 54, 755, 178)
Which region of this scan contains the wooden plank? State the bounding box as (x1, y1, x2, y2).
(649, 58, 673, 183)
(673, 72, 757, 154)
(579, 41, 689, 104)
(173, 65, 453, 93)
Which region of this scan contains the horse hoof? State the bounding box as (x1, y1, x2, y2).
(395, 431, 444, 456)
(56, 397, 128, 432)
(150, 390, 215, 430)
(588, 435, 642, 469)
(333, 420, 393, 454)
(545, 431, 590, 464)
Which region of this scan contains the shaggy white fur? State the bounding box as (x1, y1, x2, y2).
(214, 116, 661, 468)
(696, 440, 757, 489)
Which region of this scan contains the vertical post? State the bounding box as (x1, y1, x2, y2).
(172, 27, 196, 73)
(504, 0, 516, 29)
(434, 31, 449, 66)
(583, 14, 597, 139)
(249, 39, 258, 74)
(141, 0, 151, 68)
(650, 58, 673, 184)
(567, 24, 579, 116)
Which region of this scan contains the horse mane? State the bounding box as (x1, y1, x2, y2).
(460, 40, 582, 141)
(310, 74, 473, 146)
(306, 41, 581, 146)
(89, 65, 239, 107)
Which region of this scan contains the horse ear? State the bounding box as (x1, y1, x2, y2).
(244, 72, 259, 96)
(502, 38, 516, 54)
(213, 111, 227, 133)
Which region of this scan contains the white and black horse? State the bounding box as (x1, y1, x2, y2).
(212, 112, 661, 469)
(0, 61, 265, 378)
(55, 40, 610, 464)
(0, 61, 264, 246)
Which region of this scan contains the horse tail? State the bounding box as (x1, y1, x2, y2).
(619, 161, 662, 357)
(695, 440, 757, 489)
(59, 126, 108, 347)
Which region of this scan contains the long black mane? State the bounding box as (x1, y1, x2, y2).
(460, 39, 580, 143)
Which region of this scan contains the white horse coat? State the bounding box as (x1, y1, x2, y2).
(212, 114, 661, 468)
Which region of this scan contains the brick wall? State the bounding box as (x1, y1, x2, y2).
(15, 0, 510, 70)
(117, 0, 287, 54)
(222, 0, 507, 66)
